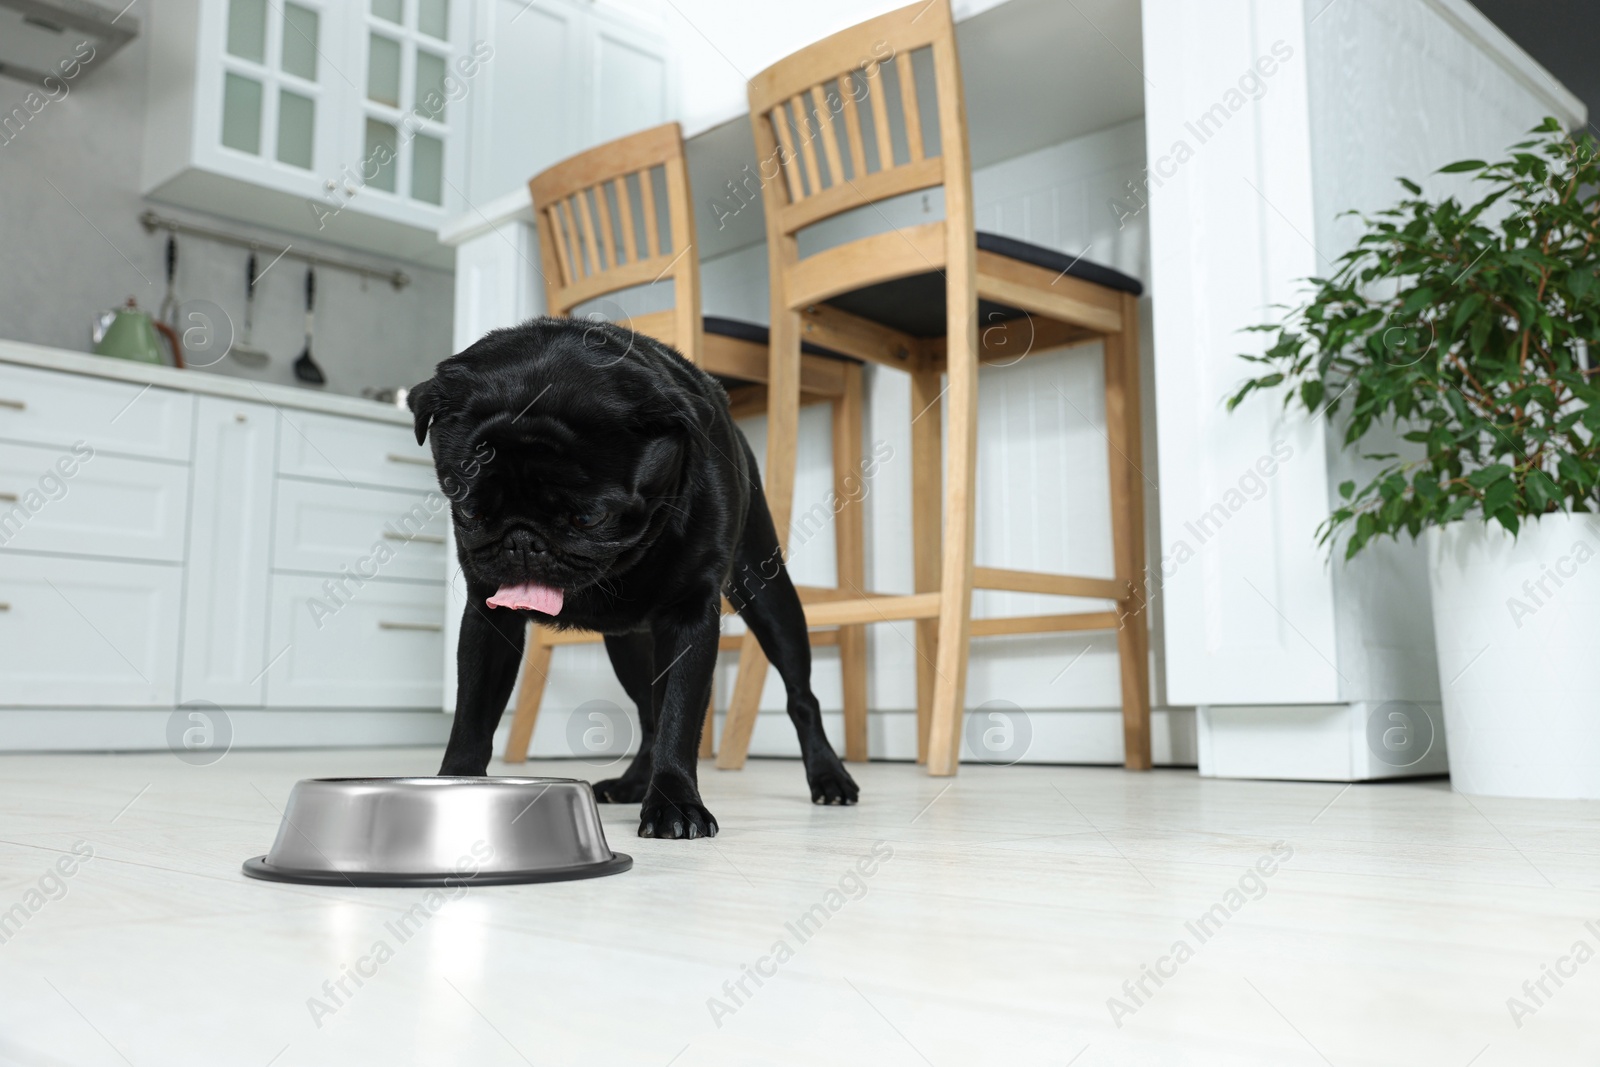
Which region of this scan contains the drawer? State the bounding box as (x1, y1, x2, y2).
(272, 479, 449, 583)
(276, 409, 436, 491)
(0, 363, 193, 462)
(0, 555, 181, 706)
(265, 574, 445, 707)
(0, 442, 190, 562)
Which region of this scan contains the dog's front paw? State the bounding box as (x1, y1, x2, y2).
(638, 790, 718, 839)
(806, 756, 860, 806)
(591, 776, 648, 804)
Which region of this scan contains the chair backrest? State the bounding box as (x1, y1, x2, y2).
(527, 122, 702, 363)
(747, 0, 974, 311)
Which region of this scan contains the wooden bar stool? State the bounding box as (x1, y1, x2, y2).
(500, 122, 871, 764)
(717, 0, 1152, 776)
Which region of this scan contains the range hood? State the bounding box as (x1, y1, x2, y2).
(0, 0, 137, 86)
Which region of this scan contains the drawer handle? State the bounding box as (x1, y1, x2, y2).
(383, 531, 445, 544)
(0, 492, 16, 503)
(0, 602, 9, 612)
(386, 453, 434, 467)
(379, 620, 442, 632)
(0, 399, 24, 411)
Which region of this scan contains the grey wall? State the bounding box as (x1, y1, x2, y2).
(0, 9, 454, 397)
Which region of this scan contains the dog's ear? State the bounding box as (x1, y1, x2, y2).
(407, 378, 439, 446)
(636, 435, 686, 493)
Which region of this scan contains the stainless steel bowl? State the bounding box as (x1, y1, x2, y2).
(243, 777, 632, 886)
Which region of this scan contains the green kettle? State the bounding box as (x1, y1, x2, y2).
(93, 298, 184, 367)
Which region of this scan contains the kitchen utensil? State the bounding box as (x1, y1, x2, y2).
(242, 777, 633, 886)
(360, 386, 411, 408)
(293, 265, 327, 385)
(92, 297, 183, 367)
(158, 235, 180, 331)
(232, 250, 271, 367)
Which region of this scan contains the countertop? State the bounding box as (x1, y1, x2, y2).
(0, 338, 412, 426)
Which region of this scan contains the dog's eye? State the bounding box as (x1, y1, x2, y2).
(458, 503, 480, 522)
(569, 511, 603, 530)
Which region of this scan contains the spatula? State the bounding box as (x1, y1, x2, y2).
(232, 251, 271, 367)
(293, 265, 327, 386)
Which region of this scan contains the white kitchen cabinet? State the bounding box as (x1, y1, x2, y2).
(266, 573, 446, 707)
(272, 478, 449, 584)
(180, 397, 278, 707)
(143, 0, 474, 265)
(0, 364, 194, 462)
(143, 0, 668, 266)
(0, 555, 183, 707)
(463, 0, 674, 207)
(0, 443, 191, 563)
(275, 407, 435, 490)
(0, 343, 450, 749)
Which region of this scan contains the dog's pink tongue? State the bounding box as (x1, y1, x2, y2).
(486, 582, 564, 615)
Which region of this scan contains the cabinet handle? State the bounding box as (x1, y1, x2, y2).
(0, 603, 10, 612)
(0, 399, 24, 411)
(379, 620, 442, 632)
(383, 531, 446, 544)
(386, 453, 433, 467)
(0, 492, 17, 503)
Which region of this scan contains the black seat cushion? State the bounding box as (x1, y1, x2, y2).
(703, 316, 856, 362)
(824, 231, 1143, 339)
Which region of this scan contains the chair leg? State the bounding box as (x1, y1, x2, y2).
(763, 308, 805, 541)
(503, 624, 553, 763)
(910, 365, 943, 765)
(926, 280, 980, 777)
(832, 369, 869, 762)
(716, 632, 767, 768)
(719, 307, 802, 769)
(1104, 292, 1152, 770)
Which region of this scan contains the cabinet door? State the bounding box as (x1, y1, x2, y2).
(0, 556, 182, 707)
(266, 574, 445, 707)
(467, 0, 583, 204)
(0, 364, 193, 462)
(210, 0, 344, 184)
(272, 478, 449, 583)
(588, 7, 671, 146)
(276, 409, 436, 491)
(179, 397, 278, 706)
(354, 0, 474, 213)
(0, 443, 191, 563)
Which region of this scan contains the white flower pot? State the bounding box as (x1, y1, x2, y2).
(1427, 513, 1600, 799)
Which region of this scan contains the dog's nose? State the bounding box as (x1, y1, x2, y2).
(502, 527, 548, 560)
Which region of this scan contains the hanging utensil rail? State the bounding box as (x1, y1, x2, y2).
(138, 210, 411, 290)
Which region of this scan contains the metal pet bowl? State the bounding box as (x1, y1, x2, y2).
(243, 777, 632, 886)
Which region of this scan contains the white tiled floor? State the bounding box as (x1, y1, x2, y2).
(0, 749, 1597, 1066)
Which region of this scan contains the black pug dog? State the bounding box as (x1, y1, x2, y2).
(408, 317, 859, 839)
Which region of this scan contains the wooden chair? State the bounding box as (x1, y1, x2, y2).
(717, 0, 1151, 776)
(500, 121, 871, 764)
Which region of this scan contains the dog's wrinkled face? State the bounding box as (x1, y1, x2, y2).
(409, 321, 705, 615)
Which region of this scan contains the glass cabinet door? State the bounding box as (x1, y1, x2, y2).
(220, 0, 326, 173)
(362, 0, 454, 207)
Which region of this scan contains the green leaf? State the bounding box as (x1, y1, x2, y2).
(1466, 464, 1513, 489)
(1438, 159, 1487, 174)
(1338, 480, 1356, 501)
(1301, 379, 1325, 413)
(1483, 478, 1516, 515)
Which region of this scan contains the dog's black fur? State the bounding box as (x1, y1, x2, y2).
(409, 318, 858, 839)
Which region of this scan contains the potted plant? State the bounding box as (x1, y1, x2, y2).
(1229, 119, 1600, 799)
